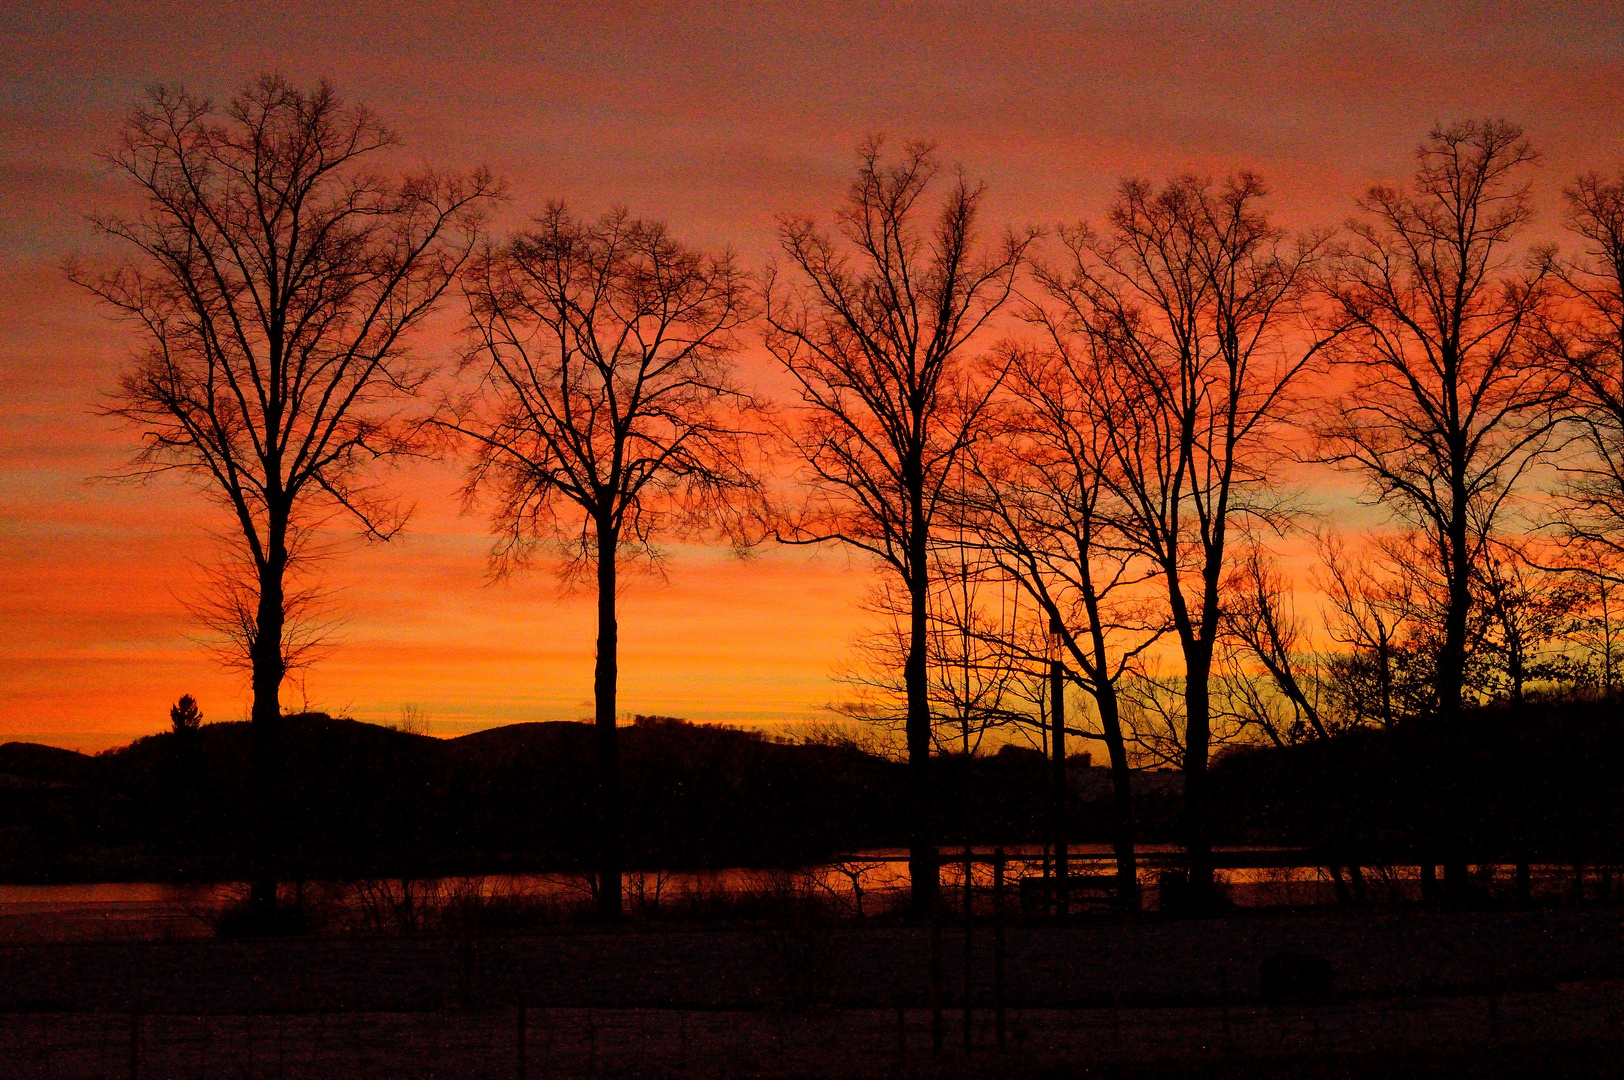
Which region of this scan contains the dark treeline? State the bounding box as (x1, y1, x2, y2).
(72, 72, 1624, 922)
(1211, 701, 1624, 870)
(4, 703, 1622, 893)
(0, 716, 893, 883)
(0, 715, 1189, 885)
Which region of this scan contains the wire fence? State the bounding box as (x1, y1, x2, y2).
(4, 980, 1622, 1079)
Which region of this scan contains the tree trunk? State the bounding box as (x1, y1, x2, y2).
(1509, 641, 1526, 709)
(1444, 860, 1470, 904)
(1439, 494, 1470, 896)
(1377, 637, 1396, 728)
(1439, 480, 1472, 719)
(905, 490, 938, 918)
(248, 544, 287, 922)
(1050, 657, 1068, 921)
(595, 518, 622, 920)
(1095, 686, 1139, 915)
(1183, 649, 1214, 906)
(1329, 866, 1353, 905)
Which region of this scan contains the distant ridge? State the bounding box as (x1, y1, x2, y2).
(0, 713, 1205, 884)
(0, 714, 913, 883)
(0, 741, 105, 788)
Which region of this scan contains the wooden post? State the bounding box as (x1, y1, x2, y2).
(994, 846, 1006, 1051)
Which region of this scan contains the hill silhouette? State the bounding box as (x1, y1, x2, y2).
(0, 714, 1190, 884)
(0, 715, 913, 883)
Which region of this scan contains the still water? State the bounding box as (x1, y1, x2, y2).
(0, 847, 1386, 942)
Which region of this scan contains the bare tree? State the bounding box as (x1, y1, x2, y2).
(761, 138, 1034, 915)
(1316, 533, 1427, 729)
(962, 342, 1165, 911)
(1035, 172, 1328, 905)
(1473, 539, 1586, 706)
(1222, 547, 1326, 741)
(930, 523, 1035, 757)
(1571, 567, 1624, 697)
(832, 569, 1030, 757)
(1546, 171, 1624, 562)
(75, 75, 496, 918)
(447, 205, 764, 919)
(1317, 119, 1558, 723)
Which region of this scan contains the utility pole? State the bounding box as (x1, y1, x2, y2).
(957, 498, 975, 1054)
(1050, 613, 1069, 922)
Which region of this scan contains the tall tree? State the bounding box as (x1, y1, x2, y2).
(962, 342, 1163, 912)
(1317, 120, 1557, 724)
(1039, 172, 1328, 905)
(76, 75, 495, 918)
(448, 205, 763, 919)
(1546, 171, 1624, 559)
(761, 139, 1033, 915)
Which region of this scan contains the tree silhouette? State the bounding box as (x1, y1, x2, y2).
(961, 342, 1165, 912)
(447, 205, 765, 919)
(169, 694, 203, 735)
(75, 75, 497, 918)
(1318, 120, 1557, 723)
(1038, 172, 1329, 906)
(1546, 170, 1624, 562)
(1222, 546, 1326, 744)
(1315, 532, 1432, 729)
(761, 139, 1034, 915)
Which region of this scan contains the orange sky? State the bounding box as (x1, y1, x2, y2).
(4, 2, 1623, 749)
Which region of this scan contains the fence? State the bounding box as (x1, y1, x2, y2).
(4, 980, 1623, 1079)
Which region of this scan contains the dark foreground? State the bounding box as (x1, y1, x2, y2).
(2, 907, 1622, 1077)
(3, 1002, 1622, 1078)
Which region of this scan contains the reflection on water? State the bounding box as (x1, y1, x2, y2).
(0, 882, 228, 909)
(0, 849, 1427, 942)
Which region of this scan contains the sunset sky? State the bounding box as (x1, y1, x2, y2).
(4, 2, 1622, 750)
